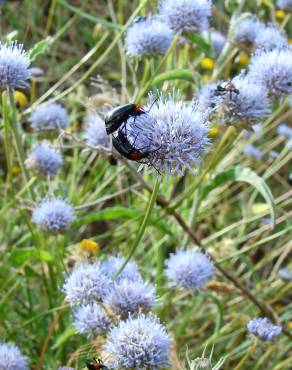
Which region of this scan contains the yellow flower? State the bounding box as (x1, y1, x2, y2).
(274, 304, 282, 313)
(14, 91, 28, 108)
(288, 322, 292, 330)
(208, 125, 219, 137)
(238, 52, 249, 66)
(12, 166, 21, 175)
(200, 57, 214, 70)
(289, 39, 292, 45)
(80, 239, 100, 255)
(276, 10, 285, 21)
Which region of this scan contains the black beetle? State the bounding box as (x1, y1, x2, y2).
(104, 103, 145, 135)
(215, 82, 239, 99)
(112, 129, 149, 161)
(86, 358, 109, 370)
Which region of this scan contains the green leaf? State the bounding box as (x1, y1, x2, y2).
(52, 326, 77, 350)
(201, 166, 276, 227)
(28, 37, 53, 62)
(186, 32, 211, 54)
(9, 247, 53, 265)
(74, 207, 141, 226)
(9, 248, 35, 265)
(150, 69, 195, 87)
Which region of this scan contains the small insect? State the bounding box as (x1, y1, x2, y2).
(133, 15, 147, 24)
(112, 129, 150, 161)
(86, 357, 109, 370)
(215, 82, 240, 99)
(104, 103, 146, 135)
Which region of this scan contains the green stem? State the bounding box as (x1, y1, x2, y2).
(8, 92, 34, 199)
(2, 92, 13, 189)
(115, 177, 160, 278)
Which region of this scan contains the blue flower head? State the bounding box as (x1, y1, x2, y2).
(27, 143, 63, 177)
(210, 31, 226, 56)
(230, 14, 263, 49)
(121, 91, 211, 177)
(277, 123, 292, 139)
(243, 144, 264, 160)
(159, 0, 212, 33)
(104, 279, 157, 318)
(30, 102, 69, 132)
(0, 342, 29, 370)
(105, 314, 171, 369)
(218, 75, 271, 124)
(0, 41, 31, 91)
(125, 16, 173, 57)
(73, 303, 111, 338)
(278, 0, 292, 10)
(62, 262, 111, 304)
(58, 368, 73, 370)
(32, 197, 75, 234)
(247, 317, 282, 341)
(197, 81, 222, 113)
(101, 255, 142, 284)
(84, 112, 110, 148)
(248, 48, 292, 97)
(165, 248, 214, 290)
(255, 24, 288, 51)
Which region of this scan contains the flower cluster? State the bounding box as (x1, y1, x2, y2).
(0, 342, 29, 370)
(125, 16, 173, 58)
(104, 314, 171, 369)
(159, 0, 212, 33)
(30, 102, 69, 132)
(254, 24, 288, 51)
(0, 41, 31, 90)
(230, 14, 263, 49)
(26, 143, 63, 177)
(165, 248, 214, 290)
(63, 255, 159, 343)
(32, 197, 75, 234)
(247, 317, 282, 341)
(121, 91, 211, 176)
(248, 48, 292, 97)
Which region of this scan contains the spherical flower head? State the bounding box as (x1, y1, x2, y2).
(104, 279, 157, 318)
(0, 41, 31, 91)
(32, 197, 75, 234)
(247, 317, 282, 341)
(278, 0, 292, 10)
(248, 48, 292, 97)
(159, 0, 212, 33)
(255, 24, 288, 51)
(58, 367, 74, 370)
(243, 144, 264, 160)
(122, 91, 211, 177)
(105, 314, 171, 369)
(197, 81, 222, 112)
(84, 112, 110, 148)
(62, 262, 111, 304)
(101, 255, 142, 284)
(230, 14, 263, 49)
(0, 343, 29, 370)
(125, 16, 173, 57)
(30, 102, 69, 132)
(165, 248, 214, 290)
(277, 123, 292, 139)
(210, 31, 226, 56)
(217, 75, 271, 124)
(73, 303, 111, 338)
(26, 143, 63, 177)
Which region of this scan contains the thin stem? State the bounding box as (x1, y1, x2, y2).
(2, 91, 13, 189)
(115, 177, 160, 278)
(8, 92, 34, 199)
